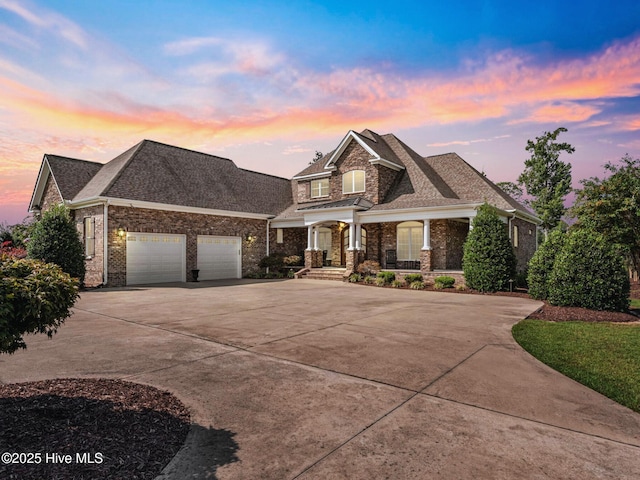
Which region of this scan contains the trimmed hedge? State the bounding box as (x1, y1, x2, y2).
(548, 229, 630, 311)
(434, 276, 455, 289)
(1, 255, 79, 354)
(376, 271, 396, 284)
(463, 204, 516, 292)
(27, 204, 85, 285)
(527, 229, 566, 300)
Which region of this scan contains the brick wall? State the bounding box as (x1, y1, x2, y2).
(107, 206, 268, 286)
(512, 217, 537, 272)
(72, 205, 105, 287)
(269, 227, 307, 258)
(446, 220, 469, 269)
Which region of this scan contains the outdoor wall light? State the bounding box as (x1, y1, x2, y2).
(117, 227, 126, 238)
(245, 233, 256, 243)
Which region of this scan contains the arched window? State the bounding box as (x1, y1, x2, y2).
(343, 170, 365, 194)
(397, 221, 422, 260)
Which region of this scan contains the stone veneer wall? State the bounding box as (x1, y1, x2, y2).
(72, 205, 105, 287)
(40, 177, 62, 211)
(107, 206, 268, 287)
(269, 227, 307, 258)
(295, 142, 401, 205)
(445, 220, 469, 270)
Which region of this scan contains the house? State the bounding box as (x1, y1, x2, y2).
(29, 130, 539, 287)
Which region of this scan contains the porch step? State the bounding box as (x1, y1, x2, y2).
(302, 268, 347, 281)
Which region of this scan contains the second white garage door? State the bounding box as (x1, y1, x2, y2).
(197, 235, 241, 280)
(126, 233, 186, 285)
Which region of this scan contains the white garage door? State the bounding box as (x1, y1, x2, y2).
(126, 233, 186, 285)
(197, 235, 241, 280)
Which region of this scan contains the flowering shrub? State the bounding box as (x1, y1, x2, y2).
(0, 241, 27, 259)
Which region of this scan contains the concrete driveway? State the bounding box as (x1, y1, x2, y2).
(1, 279, 639, 479)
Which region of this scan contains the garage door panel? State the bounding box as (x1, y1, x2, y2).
(126, 233, 186, 285)
(197, 235, 241, 280)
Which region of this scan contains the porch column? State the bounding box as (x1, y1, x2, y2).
(355, 224, 362, 250)
(306, 225, 313, 250)
(422, 220, 431, 250)
(348, 223, 355, 250)
(313, 226, 320, 251)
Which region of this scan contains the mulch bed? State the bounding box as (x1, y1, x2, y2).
(0, 378, 190, 480)
(526, 303, 639, 323)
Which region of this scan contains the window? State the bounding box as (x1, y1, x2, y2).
(513, 225, 519, 248)
(84, 217, 95, 257)
(397, 221, 422, 260)
(311, 178, 329, 198)
(342, 170, 365, 194)
(276, 228, 283, 244)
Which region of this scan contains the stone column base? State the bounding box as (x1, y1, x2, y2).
(305, 249, 323, 268)
(420, 249, 433, 275)
(345, 250, 365, 276)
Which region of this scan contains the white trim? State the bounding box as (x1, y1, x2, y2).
(69, 196, 273, 220)
(292, 170, 333, 180)
(359, 204, 483, 224)
(29, 156, 64, 212)
(271, 218, 306, 228)
(342, 170, 366, 194)
(369, 158, 404, 171)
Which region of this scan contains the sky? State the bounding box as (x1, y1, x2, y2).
(1, 0, 639, 225)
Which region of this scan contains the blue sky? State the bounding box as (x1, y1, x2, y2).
(1, 0, 639, 224)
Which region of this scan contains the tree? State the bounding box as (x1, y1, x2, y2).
(1, 255, 79, 354)
(547, 229, 629, 312)
(308, 150, 324, 165)
(571, 154, 640, 274)
(27, 204, 85, 285)
(496, 181, 524, 203)
(518, 127, 574, 236)
(463, 203, 517, 292)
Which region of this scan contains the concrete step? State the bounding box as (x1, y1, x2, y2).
(302, 268, 347, 281)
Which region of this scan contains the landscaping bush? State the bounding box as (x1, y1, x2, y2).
(0, 255, 79, 354)
(258, 253, 285, 272)
(527, 229, 566, 300)
(357, 260, 381, 276)
(434, 276, 455, 289)
(375, 277, 387, 287)
(0, 241, 27, 259)
(404, 273, 423, 284)
(348, 273, 361, 283)
(547, 229, 630, 311)
(463, 203, 516, 292)
(410, 280, 425, 290)
(27, 205, 85, 285)
(391, 279, 404, 288)
(376, 271, 396, 284)
(363, 275, 375, 284)
(283, 255, 303, 266)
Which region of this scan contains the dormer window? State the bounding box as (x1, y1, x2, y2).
(311, 178, 329, 198)
(343, 170, 365, 194)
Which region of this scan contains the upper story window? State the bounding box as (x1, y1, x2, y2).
(311, 178, 330, 198)
(343, 170, 365, 194)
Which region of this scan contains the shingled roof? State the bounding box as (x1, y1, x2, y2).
(51, 140, 293, 216)
(45, 155, 102, 200)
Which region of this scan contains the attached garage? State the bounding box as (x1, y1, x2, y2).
(126, 233, 186, 285)
(197, 235, 242, 280)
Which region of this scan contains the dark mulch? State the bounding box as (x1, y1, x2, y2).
(0, 378, 190, 480)
(527, 303, 639, 323)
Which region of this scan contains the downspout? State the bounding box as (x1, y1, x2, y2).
(103, 200, 109, 286)
(266, 219, 271, 275)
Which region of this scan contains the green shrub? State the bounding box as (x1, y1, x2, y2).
(404, 273, 423, 284)
(258, 253, 285, 272)
(27, 205, 85, 285)
(363, 275, 375, 284)
(287, 269, 296, 278)
(527, 229, 566, 299)
(375, 277, 387, 287)
(0, 255, 79, 354)
(348, 273, 361, 283)
(410, 280, 425, 290)
(391, 279, 404, 288)
(357, 260, 381, 276)
(548, 229, 630, 311)
(376, 271, 396, 284)
(463, 203, 517, 292)
(434, 276, 455, 289)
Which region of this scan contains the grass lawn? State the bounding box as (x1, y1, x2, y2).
(630, 298, 640, 309)
(512, 320, 640, 413)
